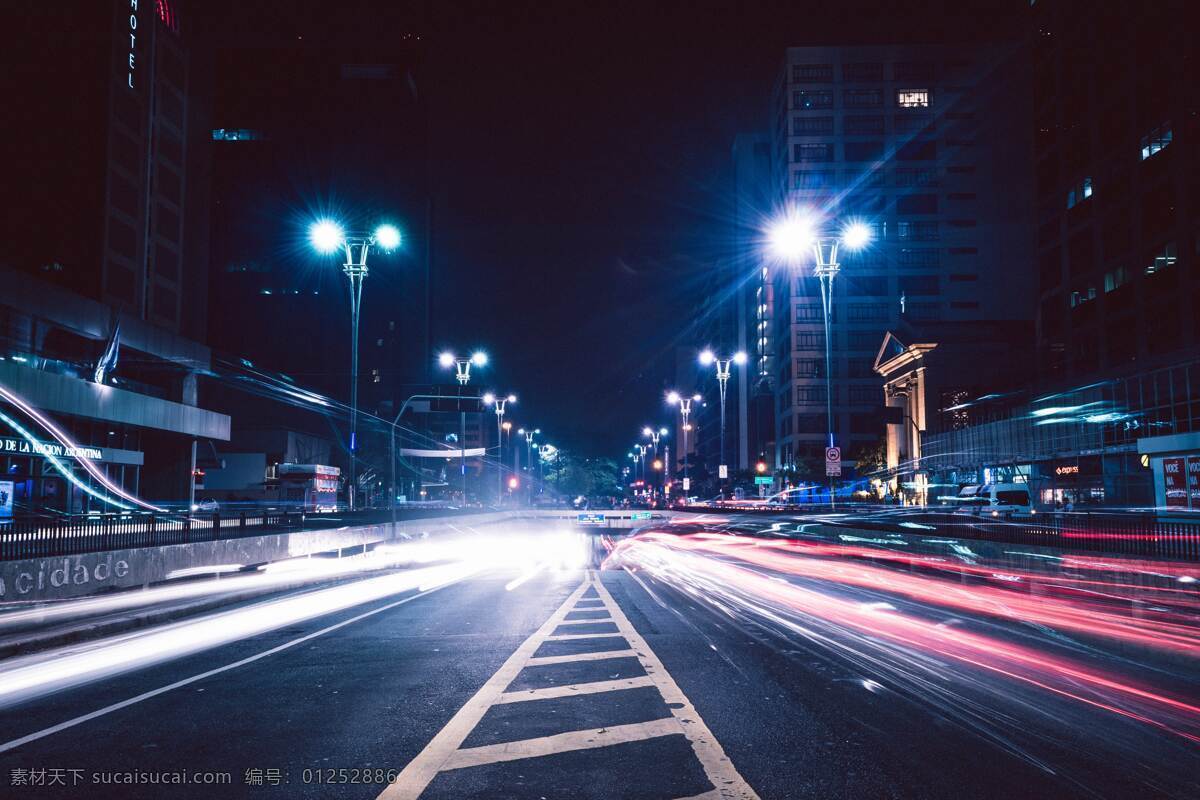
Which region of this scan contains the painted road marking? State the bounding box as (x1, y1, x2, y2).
(442, 717, 683, 769)
(379, 579, 592, 799)
(380, 571, 758, 800)
(546, 631, 620, 640)
(495, 675, 656, 704)
(591, 577, 759, 798)
(524, 649, 637, 666)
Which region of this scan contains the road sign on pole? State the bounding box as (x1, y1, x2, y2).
(825, 446, 842, 477)
(718, 465, 728, 479)
(682, 477, 690, 491)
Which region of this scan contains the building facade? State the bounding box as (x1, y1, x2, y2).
(769, 44, 1034, 474)
(1030, 1, 1198, 380)
(1, 2, 227, 517)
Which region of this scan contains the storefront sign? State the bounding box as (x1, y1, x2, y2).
(1163, 457, 1188, 508)
(0, 480, 12, 519)
(1055, 464, 1080, 475)
(1188, 456, 1200, 508)
(1, 436, 103, 461)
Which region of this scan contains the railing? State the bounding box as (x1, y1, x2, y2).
(0, 507, 478, 562)
(918, 511, 1200, 562)
(680, 505, 1200, 561)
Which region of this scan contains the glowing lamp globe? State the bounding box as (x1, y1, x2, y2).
(310, 219, 344, 254)
(374, 224, 402, 251)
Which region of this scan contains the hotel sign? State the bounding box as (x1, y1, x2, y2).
(1, 437, 103, 461)
(126, 0, 140, 89)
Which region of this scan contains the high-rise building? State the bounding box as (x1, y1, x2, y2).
(1, 2, 229, 515)
(6, 0, 210, 339)
(769, 44, 1034, 472)
(1030, 0, 1198, 379)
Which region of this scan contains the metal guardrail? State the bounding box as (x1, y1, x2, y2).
(679, 506, 1200, 561)
(0, 507, 486, 562)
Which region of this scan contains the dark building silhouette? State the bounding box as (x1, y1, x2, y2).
(1031, 0, 1198, 378)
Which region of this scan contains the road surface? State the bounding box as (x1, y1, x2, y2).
(1, 516, 1197, 798)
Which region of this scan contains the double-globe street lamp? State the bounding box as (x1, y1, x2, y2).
(483, 392, 517, 504)
(518, 427, 540, 503)
(768, 209, 872, 506)
(642, 426, 668, 500)
(666, 391, 702, 492)
(439, 350, 487, 504)
(310, 219, 402, 510)
(698, 349, 746, 492)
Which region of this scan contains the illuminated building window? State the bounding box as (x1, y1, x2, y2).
(1139, 123, 1172, 160)
(1066, 176, 1093, 208)
(212, 128, 264, 142)
(896, 90, 930, 108)
(1103, 266, 1129, 292)
(1144, 241, 1176, 275)
(1069, 286, 1097, 307)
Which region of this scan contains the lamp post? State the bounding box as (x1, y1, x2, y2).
(483, 392, 516, 505)
(642, 426, 668, 499)
(439, 350, 487, 505)
(518, 427, 540, 504)
(310, 219, 401, 511)
(699, 350, 746, 492)
(667, 391, 702, 492)
(769, 210, 873, 508)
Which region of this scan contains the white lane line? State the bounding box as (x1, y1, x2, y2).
(441, 717, 683, 770)
(545, 632, 625, 641)
(591, 578, 760, 800)
(0, 585, 448, 755)
(553, 618, 616, 627)
(379, 578, 591, 800)
(524, 649, 638, 666)
(494, 675, 656, 704)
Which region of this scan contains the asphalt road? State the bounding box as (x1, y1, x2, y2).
(1, 518, 1198, 799)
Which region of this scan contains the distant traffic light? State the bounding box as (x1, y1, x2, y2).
(755, 460, 768, 474)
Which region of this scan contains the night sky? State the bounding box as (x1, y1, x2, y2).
(209, 0, 1023, 455)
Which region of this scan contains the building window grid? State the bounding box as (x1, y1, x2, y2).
(1139, 123, 1172, 160)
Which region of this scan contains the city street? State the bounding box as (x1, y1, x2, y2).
(2, 518, 1197, 799)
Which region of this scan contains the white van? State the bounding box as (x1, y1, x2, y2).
(953, 483, 1033, 517)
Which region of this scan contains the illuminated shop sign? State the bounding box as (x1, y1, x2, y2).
(1, 437, 103, 461)
(126, 0, 139, 89)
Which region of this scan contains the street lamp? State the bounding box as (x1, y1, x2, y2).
(768, 209, 873, 507)
(698, 349, 747, 488)
(667, 391, 702, 491)
(484, 392, 517, 504)
(518, 427, 540, 503)
(439, 350, 487, 504)
(642, 425, 668, 500)
(309, 218, 402, 510)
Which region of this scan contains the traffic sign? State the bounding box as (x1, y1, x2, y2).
(754, 476, 772, 485)
(718, 465, 728, 479)
(682, 477, 690, 491)
(631, 510, 651, 520)
(825, 446, 842, 477)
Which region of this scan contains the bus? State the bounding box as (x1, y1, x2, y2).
(266, 463, 340, 512)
